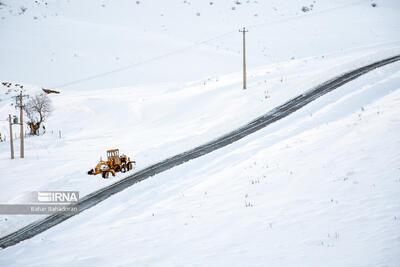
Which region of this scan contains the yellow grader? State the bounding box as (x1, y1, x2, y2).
(88, 149, 135, 178)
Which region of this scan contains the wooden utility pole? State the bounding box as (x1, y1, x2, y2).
(13, 92, 28, 158)
(9, 114, 14, 159)
(239, 27, 248, 89)
(19, 92, 24, 158)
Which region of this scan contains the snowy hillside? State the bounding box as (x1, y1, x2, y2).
(0, 0, 399, 265)
(1, 0, 399, 89)
(1, 54, 400, 267)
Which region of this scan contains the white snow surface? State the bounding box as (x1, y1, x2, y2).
(0, 0, 399, 266)
(1, 56, 400, 267)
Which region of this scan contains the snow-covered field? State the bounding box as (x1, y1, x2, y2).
(0, 0, 399, 265)
(2, 56, 400, 267)
(1, 0, 400, 89)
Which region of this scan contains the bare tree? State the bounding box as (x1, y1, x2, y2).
(24, 93, 52, 135)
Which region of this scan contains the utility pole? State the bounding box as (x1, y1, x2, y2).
(19, 92, 24, 158)
(9, 114, 14, 159)
(239, 27, 248, 89)
(13, 91, 28, 158)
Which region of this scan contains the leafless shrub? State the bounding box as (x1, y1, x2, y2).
(24, 93, 52, 135)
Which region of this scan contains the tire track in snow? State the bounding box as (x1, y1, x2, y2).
(1, 55, 399, 249)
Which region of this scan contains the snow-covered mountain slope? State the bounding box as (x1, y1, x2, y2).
(0, 0, 399, 89)
(0, 0, 399, 264)
(1, 54, 400, 267)
(0, 50, 399, 237)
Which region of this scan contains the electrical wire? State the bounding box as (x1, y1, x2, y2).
(48, 30, 236, 89)
(47, 0, 368, 89)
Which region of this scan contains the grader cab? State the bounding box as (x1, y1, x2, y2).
(88, 149, 135, 178)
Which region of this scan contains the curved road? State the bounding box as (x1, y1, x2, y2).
(1, 55, 399, 249)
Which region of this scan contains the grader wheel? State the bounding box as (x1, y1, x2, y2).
(102, 171, 109, 179)
(121, 164, 126, 173)
(127, 162, 133, 171)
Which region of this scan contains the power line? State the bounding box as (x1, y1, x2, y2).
(48, 30, 236, 89)
(47, 0, 367, 89)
